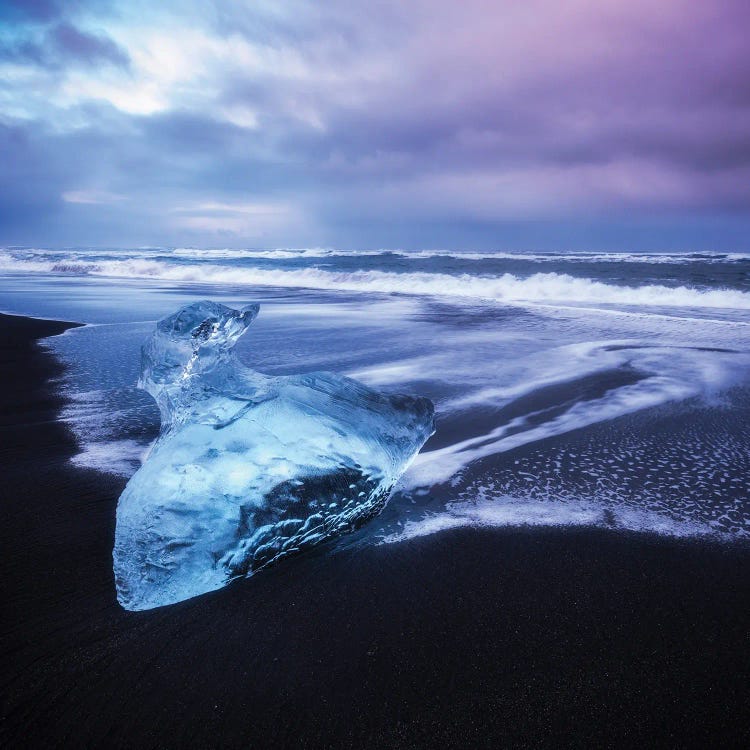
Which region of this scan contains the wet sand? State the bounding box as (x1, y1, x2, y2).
(1, 312, 749, 748)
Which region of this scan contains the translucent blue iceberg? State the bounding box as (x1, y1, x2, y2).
(114, 301, 434, 610)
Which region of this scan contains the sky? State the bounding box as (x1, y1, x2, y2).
(1, 0, 749, 250)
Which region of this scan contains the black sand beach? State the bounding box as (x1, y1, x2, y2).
(1, 312, 750, 748)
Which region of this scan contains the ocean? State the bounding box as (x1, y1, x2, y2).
(1, 246, 749, 545)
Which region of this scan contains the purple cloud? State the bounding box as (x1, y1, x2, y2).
(0, 0, 749, 248)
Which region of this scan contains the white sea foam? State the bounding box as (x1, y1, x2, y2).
(2, 252, 750, 310)
(171, 247, 339, 260)
(4, 246, 750, 264)
(129, 247, 750, 264)
(55, 386, 154, 477)
(70, 438, 148, 477)
(402, 343, 750, 489)
(381, 496, 723, 544)
(393, 250, 750, 264)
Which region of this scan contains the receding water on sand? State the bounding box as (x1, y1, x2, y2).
(2, 248, 750, 547)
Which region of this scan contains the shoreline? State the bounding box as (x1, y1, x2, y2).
(1, 312, 749, 747)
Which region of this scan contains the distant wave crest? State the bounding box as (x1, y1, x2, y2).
(166, 248, 750, 264)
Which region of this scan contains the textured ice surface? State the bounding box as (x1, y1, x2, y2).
(114, 301, 434, 610)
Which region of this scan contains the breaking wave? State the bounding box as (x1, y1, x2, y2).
(2, 252, 750, 309)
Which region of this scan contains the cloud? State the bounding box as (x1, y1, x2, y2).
(169, 199, 302, 238)
(0, 0, 749, 248)
(0, 0, 62, 23)
(51, 23, 129, 67)
(63, 189, 127, 204)
(0, 22, 129, 70)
